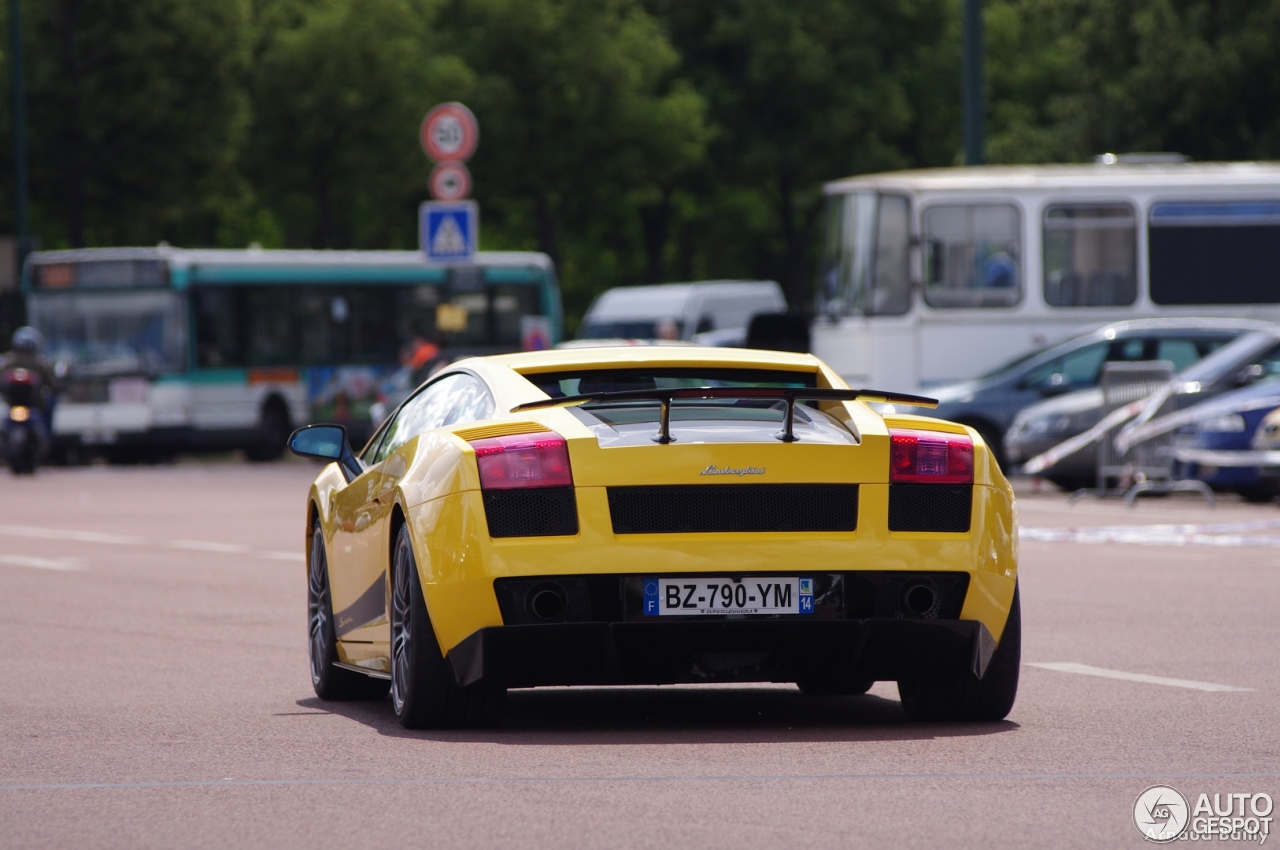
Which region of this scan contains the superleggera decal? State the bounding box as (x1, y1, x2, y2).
(333, 572, 386, 637)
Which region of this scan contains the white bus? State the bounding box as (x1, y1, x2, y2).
(811, 160, 1280, 392)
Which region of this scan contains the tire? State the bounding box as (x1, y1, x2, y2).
(390, 524, 504, 729)
(1236, 484, 1279, 504)
(8, 427, 34, 474)
(897, 584, 1021, 722)
(796, 677, 874, 696)
(246, 399, 290, 462)
(308, 521, 389, 701)
(1045, 474, 1092, 493)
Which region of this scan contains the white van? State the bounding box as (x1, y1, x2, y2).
(576, 280, 787, 343)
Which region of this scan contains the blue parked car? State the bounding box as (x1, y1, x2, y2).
(1176, 376, 1280, 502)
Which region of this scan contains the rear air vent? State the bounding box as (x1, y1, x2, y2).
(607, 484, 857, 534)
(888, 484, 971, 532)
(483, 489, 579, 537)
(454, 422, 550, 442)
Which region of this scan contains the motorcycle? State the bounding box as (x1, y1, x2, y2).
(2, 368, 50, 475)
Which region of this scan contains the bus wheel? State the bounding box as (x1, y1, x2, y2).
(246, 399, 290, 462)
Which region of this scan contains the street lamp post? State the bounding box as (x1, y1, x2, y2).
(962, 0, 985, 166)
(9, 0, 30, 272)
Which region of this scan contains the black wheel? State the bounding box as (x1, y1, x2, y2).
(1045, 474, 1092, 493)
(8, 428, 35, 474)
(308, 521, 389, 701)
(796, 678, 874, 696)
(246, 398, 290, 462)
(1236, 484, 1279, 504)
(897, 584, 1021, 722)
(390, 524, 504, 729)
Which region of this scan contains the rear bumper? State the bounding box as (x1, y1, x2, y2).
(446, 618, 996, 689)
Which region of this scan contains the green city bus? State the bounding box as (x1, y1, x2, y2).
(21, 247, 561, 460)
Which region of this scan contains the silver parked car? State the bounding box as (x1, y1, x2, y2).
(1005, 325, 1280, 491)
(887, 317, 1268, 470)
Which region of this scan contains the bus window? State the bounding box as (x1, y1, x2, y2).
(29, 290, 186, 374)
(1043, 203, 1136, 307)
(872, 194, 911, 315)
(493, 284, 542, 346)
(922, 204, 1021, 308)
(818, 192, 873, 316)
(1149, 200, 1280, 305)
(818, 192, 910, 316)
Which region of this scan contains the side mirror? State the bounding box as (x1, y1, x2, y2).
(1037, 372, 1073, 397)
(289, 424, 361, 481)
(1234, 364, 1266, 388)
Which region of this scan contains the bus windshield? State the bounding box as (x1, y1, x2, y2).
(818, 191, 911, 317)
(27, 290, 187, 375)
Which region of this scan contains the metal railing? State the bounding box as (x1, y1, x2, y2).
(1070, 360, 1215, 506)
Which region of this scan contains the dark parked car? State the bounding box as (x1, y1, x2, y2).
(1006, 326, 1280, 491)
(888, 318, 1265, 469)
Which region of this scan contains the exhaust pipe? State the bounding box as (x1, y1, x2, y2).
(527, 584, 567, 621)
(901, 582, 937, 617)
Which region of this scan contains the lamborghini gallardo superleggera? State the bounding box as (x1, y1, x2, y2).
(289, 346, 1020, 728)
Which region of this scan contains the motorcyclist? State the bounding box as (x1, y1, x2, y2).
(1, 327, 59, 442)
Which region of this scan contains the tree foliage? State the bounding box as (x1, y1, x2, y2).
(245, 0, 472, 249)
(438, 0, 711, 317)
(3, 0, 1280, 324)
(22, 0, 252, 246)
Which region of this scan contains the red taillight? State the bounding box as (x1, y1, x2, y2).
(889, 429, 974, 484)
(472, 433, 573, 490)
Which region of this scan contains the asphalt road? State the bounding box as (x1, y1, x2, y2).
(2, 461, 1278, 849)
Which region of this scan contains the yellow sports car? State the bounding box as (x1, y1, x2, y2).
(289, 347, 1020, 728)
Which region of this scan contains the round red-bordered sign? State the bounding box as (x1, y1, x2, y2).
(420, 102, 479, 163)
(429, 160, 472, 201)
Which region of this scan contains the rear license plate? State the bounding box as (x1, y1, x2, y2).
(642, 577, 814, 616)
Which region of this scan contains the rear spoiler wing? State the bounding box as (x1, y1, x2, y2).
(511, 386, 938, 444)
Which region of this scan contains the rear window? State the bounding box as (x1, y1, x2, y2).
(524, 368, 817, 398)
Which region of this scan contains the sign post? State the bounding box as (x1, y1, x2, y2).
(420, 201, 478, 264)
(420, 102, 480, 261)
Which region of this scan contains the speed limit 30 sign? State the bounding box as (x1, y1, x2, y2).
(420, 102, 479, 163)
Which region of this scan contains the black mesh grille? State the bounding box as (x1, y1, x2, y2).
(888, 484, 971, 532)
(607, 484, 857, 534)
(483, 488, 578, 537)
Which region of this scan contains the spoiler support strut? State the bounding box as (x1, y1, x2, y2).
(512, 386, 938, 444)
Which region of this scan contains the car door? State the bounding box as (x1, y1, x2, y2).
(329, 373, 477, 644)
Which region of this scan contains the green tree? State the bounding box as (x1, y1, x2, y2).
(649, 0, 958, 307)
(437, 0, 710, 320)
(246, 0, 472, 249)
(23, 0, 252, 247)
(986, 0, 1280, 163)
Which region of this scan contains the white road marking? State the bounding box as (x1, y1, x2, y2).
(261, 551, 305, 562)
(1027, 662, 1253, 692)
(170, 540, 253, 555)
(1021, 518, 1280, 548)
(0, 554, 87, 572)
(0, 525, 297, 563)
(0, 524, 144, 546)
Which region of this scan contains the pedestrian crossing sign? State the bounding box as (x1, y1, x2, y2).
(420, 201, 478, 263)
